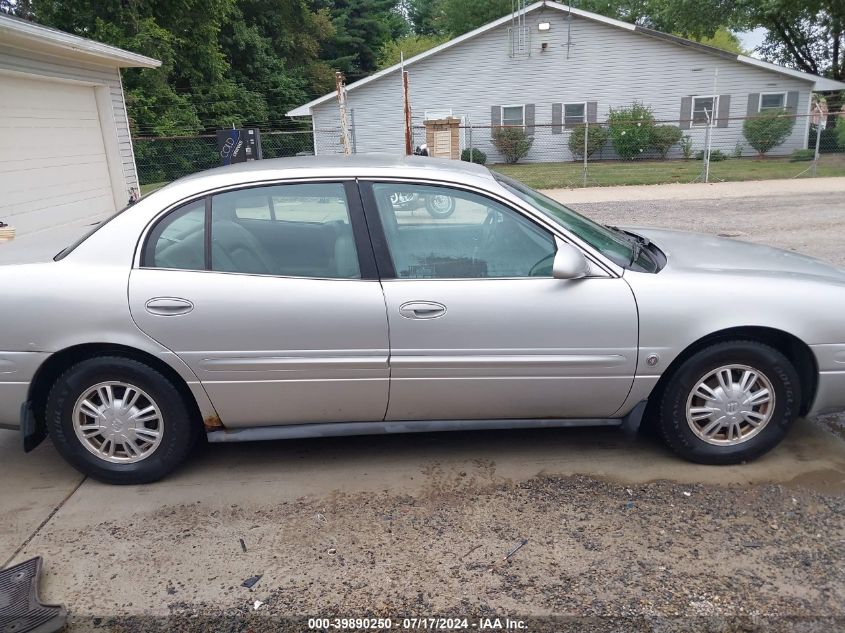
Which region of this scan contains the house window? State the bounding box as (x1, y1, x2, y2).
(564, 103, 586, 126)
(691, 96, 718, 126)
(502, 105, 525, 127)
(759, 92, 786, 112)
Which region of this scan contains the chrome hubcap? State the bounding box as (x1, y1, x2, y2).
(685, 364, 775, 446)
(72, 381, 164, 463)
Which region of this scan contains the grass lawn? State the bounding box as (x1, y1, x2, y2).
(491, 154, 845, 189)
(140, 182, 168, 196)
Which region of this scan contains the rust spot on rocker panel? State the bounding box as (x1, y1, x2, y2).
(204, 415, 225, 432)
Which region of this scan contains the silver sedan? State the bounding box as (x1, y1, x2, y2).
(2, 155, 844, 484)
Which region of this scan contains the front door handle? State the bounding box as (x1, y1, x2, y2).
(145, 297, 194, 316)
(398, 301, 447, 320)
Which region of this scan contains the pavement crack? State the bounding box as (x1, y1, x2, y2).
(3, 475, 87, 569)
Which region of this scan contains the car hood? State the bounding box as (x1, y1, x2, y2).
(628, 227, 845, 285)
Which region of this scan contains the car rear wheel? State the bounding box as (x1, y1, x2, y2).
(658, 340, 800, 464)
(45, 356, 197, 484)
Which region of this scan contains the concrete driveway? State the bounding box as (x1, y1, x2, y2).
(1, 177, 844, 629)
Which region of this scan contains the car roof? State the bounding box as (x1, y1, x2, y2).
(167, 153, 494, 191)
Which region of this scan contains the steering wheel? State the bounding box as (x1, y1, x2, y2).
(528, 251, 555, 277)
(479, 208, 499, 254)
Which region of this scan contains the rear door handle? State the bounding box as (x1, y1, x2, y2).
(398, 301, 447, 320)
(145, 297, 194, 316)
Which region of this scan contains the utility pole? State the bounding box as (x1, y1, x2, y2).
(401, 52, 413, 155)
(335, 71, 351, 156)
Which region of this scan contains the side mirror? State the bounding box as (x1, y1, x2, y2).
(552, 239, 589, 280)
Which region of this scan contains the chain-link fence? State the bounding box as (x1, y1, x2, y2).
(134, 128, 345, 189)
(134, 113, 843, 192)
(412, 112, 844, 189)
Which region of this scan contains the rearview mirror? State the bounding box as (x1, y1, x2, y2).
(552, 239, 589, 280)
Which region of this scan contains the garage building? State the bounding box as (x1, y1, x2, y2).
(0, 14, 160, 239)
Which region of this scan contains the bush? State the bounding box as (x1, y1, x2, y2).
(808, 124, 840, 153)
(742, 109, 796, 157)
(650, 125, 683, 159)
(567, 123, 608, 160)
(460, 148, 487, 164)
(607, 102, 656, 160)
(695, 149, 728, 162)
(837, 121, 845, 150)
(492, 127, 533, 164)
(679, 135, 694, 160)
(790, 149, 816, 162)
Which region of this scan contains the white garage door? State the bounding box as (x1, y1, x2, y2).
(0, 74, 117, 237)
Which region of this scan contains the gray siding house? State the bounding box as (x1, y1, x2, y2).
(288, 1, 845, 162)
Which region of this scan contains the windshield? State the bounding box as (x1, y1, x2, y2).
(494, 173, 636, 269)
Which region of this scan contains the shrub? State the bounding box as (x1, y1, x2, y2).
(607, 102, 656, 160)
(695, 149, 728, 162)
(732, 142, 745, 158)
(679, 135, 694, 160)
(650, 125, 683, 159)
(837, 121, 845, 150)
(492, 127, 533, 164)
(742, 109, 796, 157)
(809, 124, 840, 153)
(567, 123, 608, 160)
(460, 148, 487, 164)
(790, 149, 815, 162)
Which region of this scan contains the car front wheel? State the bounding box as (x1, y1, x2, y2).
(45, 356, 197, 484)
(658, 340, 800, 464)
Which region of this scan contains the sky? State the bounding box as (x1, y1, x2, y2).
(737, 27, 767, 56)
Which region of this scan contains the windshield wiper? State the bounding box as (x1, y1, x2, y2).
(605, 226, 656, 268)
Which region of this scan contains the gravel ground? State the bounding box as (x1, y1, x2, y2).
(565, 190, 845, 267)
(58, 475, 845, 632)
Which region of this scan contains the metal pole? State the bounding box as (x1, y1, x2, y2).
(350, 108, 357, 154)
(335, 71, 351, 156)
(812, 105, 823, 177)
(582, 123, 588, 187)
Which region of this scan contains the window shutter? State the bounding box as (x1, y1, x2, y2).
(679, 96, 692, 130)
(491, 105, 501, 138)
(716, 94, 731, 128)
(586, 101, 598, 123)
(525, 103, 535, 135)
(785, 91, 799, 114)
(746, 93, 760, 117)
(552, 103, 562, 134)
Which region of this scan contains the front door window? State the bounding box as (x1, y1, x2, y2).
(370, 183, 555, 279)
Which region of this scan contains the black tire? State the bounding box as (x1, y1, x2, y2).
(658, 340, 800, 464)
(45, 356, 198, 484)
(425, 194, 456, 218)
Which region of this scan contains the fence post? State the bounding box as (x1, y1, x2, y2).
(468, 117, 473, 163)
(812, 106, 823, 177)
(703, 108, 713, 183)
(582, 123, 588, 188)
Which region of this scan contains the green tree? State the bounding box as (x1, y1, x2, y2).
(313, 0, 409, 75)
(689, 28, 747, 54)
(437, 0, 510, 35)
(377, 34, 447, 68)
